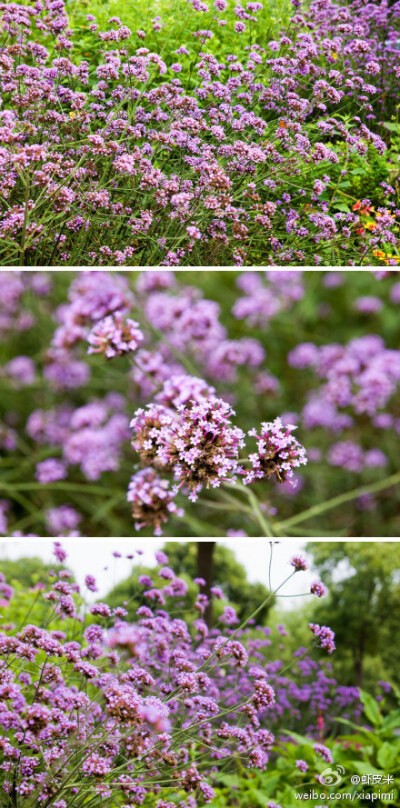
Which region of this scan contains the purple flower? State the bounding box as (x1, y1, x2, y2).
(90, 602, 112, 618)
(155, 375, 216, 409)
(354, 296, 383, 314)
(35, 458, 67, 484)
(288, 343, 319, 369)
(310, 581, 327, 598)
(313, 743, 333, 764)
(85, 575, 98, 592)
(4, 356, 35, 386)
(44, 354, 90, 390)
(252, 680, 275, 710)
(364, 449, 387, 468)
(0, 500, 10, 535)
(82, 754, 112, 777)
(244, 417, 307, 485)
(290, 554, 308, 572)
(53, 542, 68, 563)
(127, 468, 184, 535)
(389, 282, 400, 304)
(88, 313, 144, 358)
(131, 397, 245, 501)
(155, 550, 169, 564)
(219, 606, 239, 625)
(328, 441, 364, 473)
(45, 506, 81, 535)
(309, 623, 336, 654)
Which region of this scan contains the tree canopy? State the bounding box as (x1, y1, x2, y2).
(306, 542, 400, 689)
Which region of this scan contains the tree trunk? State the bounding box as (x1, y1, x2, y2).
(197, 542, 215, 628)
(354, 632, 365, 688)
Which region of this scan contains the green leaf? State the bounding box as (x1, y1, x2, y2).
(359, 690, 382, 727)
(335, 718, 366, 732)
(281, 730, 314, 747)
(332, 202, 351, 212)
(383, 122, 400, 132)
(377, 742, 400, 770)
(255, 776, 282, 795)
(382, 709, 400, 733)
(337, 731, 376, 747)
(346, 760, 385, 777)
(216, 774, 241, 789)
(250, 784, 281, 804)
(390, 684, 400, 705)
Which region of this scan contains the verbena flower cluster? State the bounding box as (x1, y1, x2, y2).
(1, 269, 399, 537)
(0, 545, 348, 807)
(244, 418, 308, 485)
(288, 332, 400, 474)
(88, 314, 144, 358)
(128, 391, 308, 528)
(0, 0, 399, 265)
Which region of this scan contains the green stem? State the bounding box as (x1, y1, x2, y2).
(275, 471, 400, 533)
(243, 486, 274, 537)
(19, 175, 30, 266)
(0, 481, 122, 496)
(224, 482, 274, 537)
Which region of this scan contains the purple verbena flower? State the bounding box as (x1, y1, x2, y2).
(313, 743, 333, 764)
(131, 397, 245, 501)
(244, 417, 307, 485)
(127, 468, 184, 535)
(309, 623, 336, 654)
(88, 313, 144, 358)
(290, 554, 308, 572)
(35, 458, 67, 484)
(310, 581, 327, 598)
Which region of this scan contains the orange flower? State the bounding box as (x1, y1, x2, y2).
(352, 201, 374, 216)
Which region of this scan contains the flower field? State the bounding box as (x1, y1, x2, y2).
(0, 540, 399, 808)
(1, 269, 400, 538)
(1, 0, 400, 265)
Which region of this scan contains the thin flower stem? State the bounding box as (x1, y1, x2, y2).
(0, 481, 124, 496)
(268, 541, 274, 591)
(224, 481, 274, 536)
(243, 486, 275, 537)
(130, 355, 162, 392)
(275, 470, 400, 532)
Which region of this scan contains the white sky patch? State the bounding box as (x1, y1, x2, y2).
(0, 538, 322, 609)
